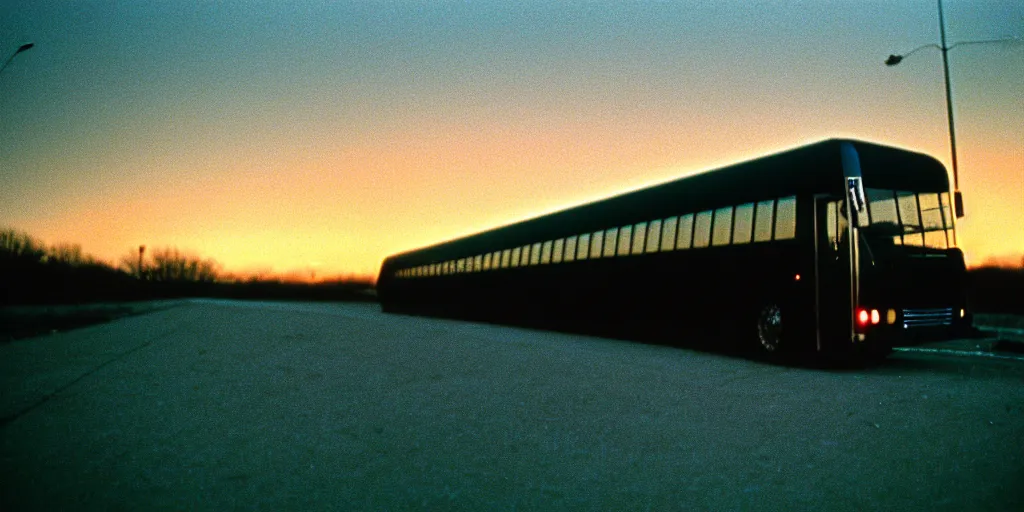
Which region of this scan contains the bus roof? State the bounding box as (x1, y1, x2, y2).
(382, 138, 947, 268)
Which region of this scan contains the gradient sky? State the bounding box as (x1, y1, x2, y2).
(2, 1, 1022, 279)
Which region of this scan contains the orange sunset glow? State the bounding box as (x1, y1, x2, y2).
(2, 2, 1022, 280)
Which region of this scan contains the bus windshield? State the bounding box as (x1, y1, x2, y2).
(857, 189, 956, 250)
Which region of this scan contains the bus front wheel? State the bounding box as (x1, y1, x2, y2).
(757, 303, 784, 353)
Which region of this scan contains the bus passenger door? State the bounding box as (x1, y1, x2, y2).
(814, 197, 852, 350)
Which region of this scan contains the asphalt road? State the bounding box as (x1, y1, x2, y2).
(2, 300, 1022, 511)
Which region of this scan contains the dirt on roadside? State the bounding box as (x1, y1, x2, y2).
(0, 301, 183, 342)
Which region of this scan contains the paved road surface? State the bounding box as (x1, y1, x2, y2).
(2, 300, 1022, 510)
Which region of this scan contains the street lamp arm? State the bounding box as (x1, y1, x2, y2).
(1, 42, 35, 76)
(899, 43, 941, 59)
(885, 43, 941, 66)
(887, 36, 1022, 66)
(946, 35, 1022, 51)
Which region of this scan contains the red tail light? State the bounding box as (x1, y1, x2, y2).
(856, 308, 880, 332)
(857, 308, 870, 326)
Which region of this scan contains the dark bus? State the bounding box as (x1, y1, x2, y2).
(377, 139, 970, 360)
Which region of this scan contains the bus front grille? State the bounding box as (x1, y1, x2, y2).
(902, 307, 953, 328)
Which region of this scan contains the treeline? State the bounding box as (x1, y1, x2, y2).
(1, 228, 374, 306)
(2, 227, 1020, 313)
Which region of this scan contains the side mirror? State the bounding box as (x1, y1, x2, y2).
(954, 190, 964, 218)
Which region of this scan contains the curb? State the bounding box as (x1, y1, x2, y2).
(976, 326, 1024, 355)
(976, 326, 1024, 342)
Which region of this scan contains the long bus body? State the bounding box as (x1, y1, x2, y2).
(377, 139, 970, 359)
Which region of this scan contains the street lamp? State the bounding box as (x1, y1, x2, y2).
(0, 42, 34, 76)
(885, 0, 1021, 219)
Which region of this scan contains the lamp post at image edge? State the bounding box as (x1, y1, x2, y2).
(886, 1, 1022, 220)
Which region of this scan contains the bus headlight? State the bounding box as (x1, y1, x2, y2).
(959, 308, 965, 318)
(886, 309, 897, 325)
(870, 309, 880, 325)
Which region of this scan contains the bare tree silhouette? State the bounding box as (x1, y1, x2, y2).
(0, 228, 45, 262)
(47, 243, 93, 266)
(148, 247, 220, 283)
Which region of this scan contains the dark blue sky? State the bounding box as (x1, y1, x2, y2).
(2, 1, 1021, 275)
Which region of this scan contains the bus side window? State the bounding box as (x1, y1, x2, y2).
(631, 222, 647, 255)
(660, 217, 678, 251)
(564, 236, 577, 262)
(474, 255, 483, 272)
(482, 254, 491, 271)
(775, 196, 797, 240)
(753, 200, 774, 242)
(732, 203, 754, 244)
(541, 240, 553, 264)
(677, 214, 694, 249)
(552, 239, 565, 263)
(520, 245, 531, 266)
(693, 211, 712, 248)
(712, 206, 733, 246)
(530, 243, 542, 265)
(617, 225, 632, 256)
(510, 247, 521, 267)
(577, 233, 591, 260)
(646, 219, 662, 253)
(603, 228, 618, 257)
(590, 230, 603, 259)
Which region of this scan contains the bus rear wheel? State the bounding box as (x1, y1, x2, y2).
(757, 303, 784, 353)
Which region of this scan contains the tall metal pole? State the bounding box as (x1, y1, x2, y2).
(936, 0, 964, 218)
